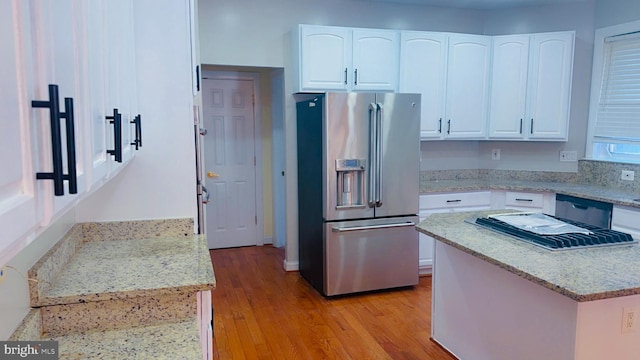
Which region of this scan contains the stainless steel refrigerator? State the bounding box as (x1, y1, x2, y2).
(296, 92, 420, 296)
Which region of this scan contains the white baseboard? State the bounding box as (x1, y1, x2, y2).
(263, 236, 273, 245)
(419, 258, 433, 275)
(283, 259, 299, 272)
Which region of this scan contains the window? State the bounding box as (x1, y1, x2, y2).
(587, 20, 640, 164)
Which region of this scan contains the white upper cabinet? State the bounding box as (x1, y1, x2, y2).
(0, 0, 141, 265)
(0, 0, 39, 265)
(489, 32, 574, 141)
(297, 25, 351, 91)
(445, 34, 491, 139)
(352, 29, 399, 91)
(294, 25, 398, 92)
(399, 32, 448, 139)
(83, 0, 139, 189)
(488, 35, 530, 139)
(527, 32, 574, 140)
(294, 25, 575, 141)
(30, 0, 87, 219)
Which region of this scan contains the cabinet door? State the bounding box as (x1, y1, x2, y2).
(84, 0, 109, 187)
(102, 0, 138, 172)
(445, 34, 491, 139)
(352, 29, 399, 92)
(30, 0, 87, 221)
(299, 26, 351, 91)
(488, 35, 529, 139)
(399, 32, 447, 139)
(612, 205, 640, 240)
(117, 0, 137, 165)
(0, 0, 39, 264)
(526, 32, 574, 140)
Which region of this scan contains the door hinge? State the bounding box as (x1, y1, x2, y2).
(254, 156, 256, 166)
(255, 215, 257, 225)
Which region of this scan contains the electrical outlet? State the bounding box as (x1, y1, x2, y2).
(560, 151, 577, 162)
(492, 149, 500, 160)
(622, 170, 635, 181)
(622, 307, 637, 333)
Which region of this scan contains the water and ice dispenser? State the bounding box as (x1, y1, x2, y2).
(335, 159, 366, 208)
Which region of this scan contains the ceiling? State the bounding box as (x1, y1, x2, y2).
(359, 0, 592, 10)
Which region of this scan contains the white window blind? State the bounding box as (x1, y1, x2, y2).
(594, 32, 640, 141)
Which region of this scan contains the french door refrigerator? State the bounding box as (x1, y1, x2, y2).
(296, 92, 420, 296)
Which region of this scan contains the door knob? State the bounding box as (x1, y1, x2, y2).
(207, 171, 220, 178)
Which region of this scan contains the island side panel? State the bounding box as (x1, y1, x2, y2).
(432, 241, 578, 360)
(575, 295, 640, 360)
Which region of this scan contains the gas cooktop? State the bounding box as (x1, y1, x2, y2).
(470, 213, 636, 251)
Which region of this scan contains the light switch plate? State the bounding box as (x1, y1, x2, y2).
(560, 151, 577, 162)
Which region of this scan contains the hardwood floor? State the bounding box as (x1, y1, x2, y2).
(209, 246, 455, 360)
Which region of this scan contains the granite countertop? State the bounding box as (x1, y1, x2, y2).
(37, 235, 215, 306)
(417, 210, 640, 302)
(420, 179, 640, 208)
(12, 310, 203, 360)
(50, 319, 202, 360)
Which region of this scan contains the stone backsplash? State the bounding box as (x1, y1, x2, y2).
(420, 160, 640, 193)
(419, 169, 579, 183)
(579, 160, 640, 193)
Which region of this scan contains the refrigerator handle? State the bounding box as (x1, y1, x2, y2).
(368, 103, 377, 207)
(375, 103, 383, 207)
(332, 221, 416, 232)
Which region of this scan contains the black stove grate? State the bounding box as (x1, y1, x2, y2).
(475, 215, 635, 250)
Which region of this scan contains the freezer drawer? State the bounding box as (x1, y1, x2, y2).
(324, 216, 419, 296)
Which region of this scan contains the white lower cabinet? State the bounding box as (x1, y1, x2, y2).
(612, 205, 640, 240)
(492, 190, 556, 214)
(418, 191, 492, 274)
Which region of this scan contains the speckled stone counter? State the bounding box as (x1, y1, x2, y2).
(11, 310, 202, 360)
(417, 210, 640, 302)
(12, 218, 215, 358)
(30, 234, 215, 307)
(420, 179, 640, 208)
(26, 219, 215, 336)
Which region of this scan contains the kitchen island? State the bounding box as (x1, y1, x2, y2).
(418, 210, 640, 360)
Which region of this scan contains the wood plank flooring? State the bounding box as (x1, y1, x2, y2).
(209, 246, 455, 360)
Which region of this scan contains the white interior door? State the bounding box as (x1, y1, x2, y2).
(202, 77, 258, 249)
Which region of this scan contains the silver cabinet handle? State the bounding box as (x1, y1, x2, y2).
(446, 199, 462, 203)
(515, 198, 533, 202)
(332, 222, 416, 232)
